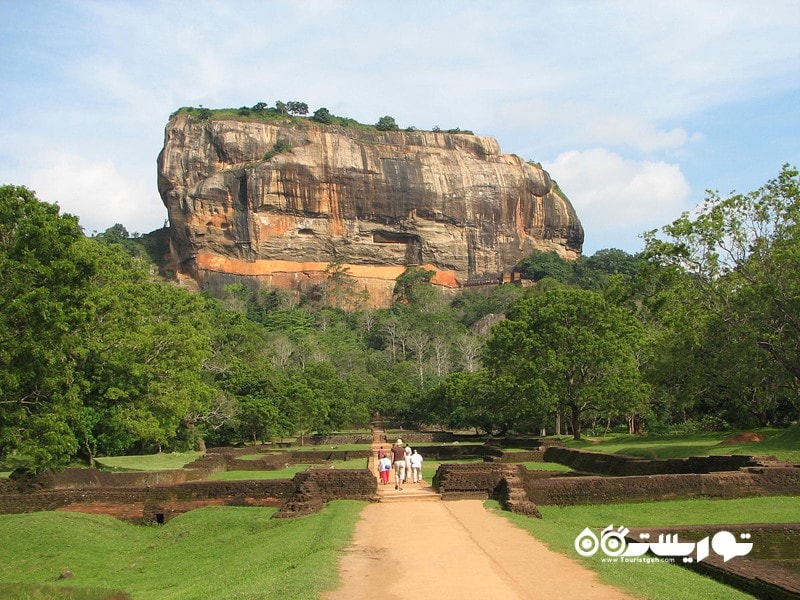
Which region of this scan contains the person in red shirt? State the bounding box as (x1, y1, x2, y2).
(391, 438, 407, 490)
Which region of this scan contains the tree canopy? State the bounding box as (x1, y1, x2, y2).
(2, 166, 799, 470)
(485, 287, 649, 439)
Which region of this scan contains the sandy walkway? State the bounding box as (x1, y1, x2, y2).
(324, 498, 638, 600)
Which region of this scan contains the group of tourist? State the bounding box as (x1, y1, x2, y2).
(376, 438, 423, 490)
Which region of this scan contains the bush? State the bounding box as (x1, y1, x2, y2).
(376, 115, 399, 131)
(263, 141, 292, 161)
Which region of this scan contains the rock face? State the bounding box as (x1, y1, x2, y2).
(157, 113, 584, 306)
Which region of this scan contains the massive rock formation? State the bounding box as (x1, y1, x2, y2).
(157, 112, 583, 306)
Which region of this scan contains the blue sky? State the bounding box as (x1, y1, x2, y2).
(2, 1, 799, 255)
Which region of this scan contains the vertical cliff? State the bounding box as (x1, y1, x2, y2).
(157, 112, 583, 306)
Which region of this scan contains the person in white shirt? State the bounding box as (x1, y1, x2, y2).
(409, 448, 423, 483)
(378, 455, 392, 484)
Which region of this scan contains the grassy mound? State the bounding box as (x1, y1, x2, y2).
(0, 501, 365, 600)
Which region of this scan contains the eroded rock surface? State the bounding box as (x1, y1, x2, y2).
(158, 113, 583, 306)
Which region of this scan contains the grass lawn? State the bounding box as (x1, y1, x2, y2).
(564, 424, 800, 463)
(236, 452, 283, 460)
(0, 501, 366, 600)
(492, 495, 800, 600)
(210, 459, 370, 481)
(520, 461, 572, 472)
(291, 444, 371, 452)
(93, 452, 203, 472)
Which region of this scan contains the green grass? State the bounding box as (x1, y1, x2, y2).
(520, 461, 572, 472)
(564, 425, 800, 463)
(291, 444, 371, 452)
(209, 459, 369, 481)
(236, 452, 283, 460)
(491, 496, 800, 600)
(0, 501, 365, 600)
(93, 452, 202, 472)
(0, 581, 130, 599)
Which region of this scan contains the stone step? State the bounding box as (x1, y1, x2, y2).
(378, 488, 442, 502)
(379, 492, 442, 503)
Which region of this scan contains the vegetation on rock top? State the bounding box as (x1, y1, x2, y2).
(171, 101, 474, 135)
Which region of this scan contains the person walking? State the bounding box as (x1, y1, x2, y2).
(404, 444, 412, 483)
(378, 454, 392, 484)
(391, 438, 406, 490)
(409, 448, 423, 483)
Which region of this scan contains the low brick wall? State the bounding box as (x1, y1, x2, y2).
(484, 450, 546, 463)
(299, 468, 376, 502)
(28, 467, 210, 489)
(0, 468, 378, 523)
(434, 463, 505, 499)
(488, 437, 566, 450)
(403, 445, 494, 460)
(309, 433, 373, 445)
(543, 447, 765, 476)
(288, 450, 371, 463)
(228, 454, 293, 471)
(380, 432, 483, 444)
(432, 462, 800, 513)
(0, 479, 296, 522)
(433, 463, 542, 516)
(524, 467, 800, 506)
(273, 468, 376, 518)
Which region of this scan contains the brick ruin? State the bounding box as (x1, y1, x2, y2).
(1, 436, 798, 598)
(0, 445, 376, 524)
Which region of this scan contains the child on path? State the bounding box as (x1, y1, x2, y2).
(378, 455, 392, 484)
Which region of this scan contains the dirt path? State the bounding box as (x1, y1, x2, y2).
(325, 430, 638, 599)
(324, 499, 638, 600)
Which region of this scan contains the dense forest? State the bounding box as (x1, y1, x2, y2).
(1, 165, 799, 472)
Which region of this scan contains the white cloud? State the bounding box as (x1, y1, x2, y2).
(2, 0, 798, 254)
(544, 149, 691, 253)
(497, 100, 695, 154)
(26, 152, 166, 236)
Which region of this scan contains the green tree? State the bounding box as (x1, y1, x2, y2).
(0, 186, 89, 469)
(1, 186, 221, 468)
(393, 266, 438, 310)
(312, 108, 333, 124)
(281, 379, 327, 445)
(571, 248, 641, 292)
(643, 165, 800, 425)
(376, 115, 399, 131)
(515, 249, 572, 282)
(286, 101, 309, 115)
(485, 287, 649, 439)
(76, 244, 216, 456)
